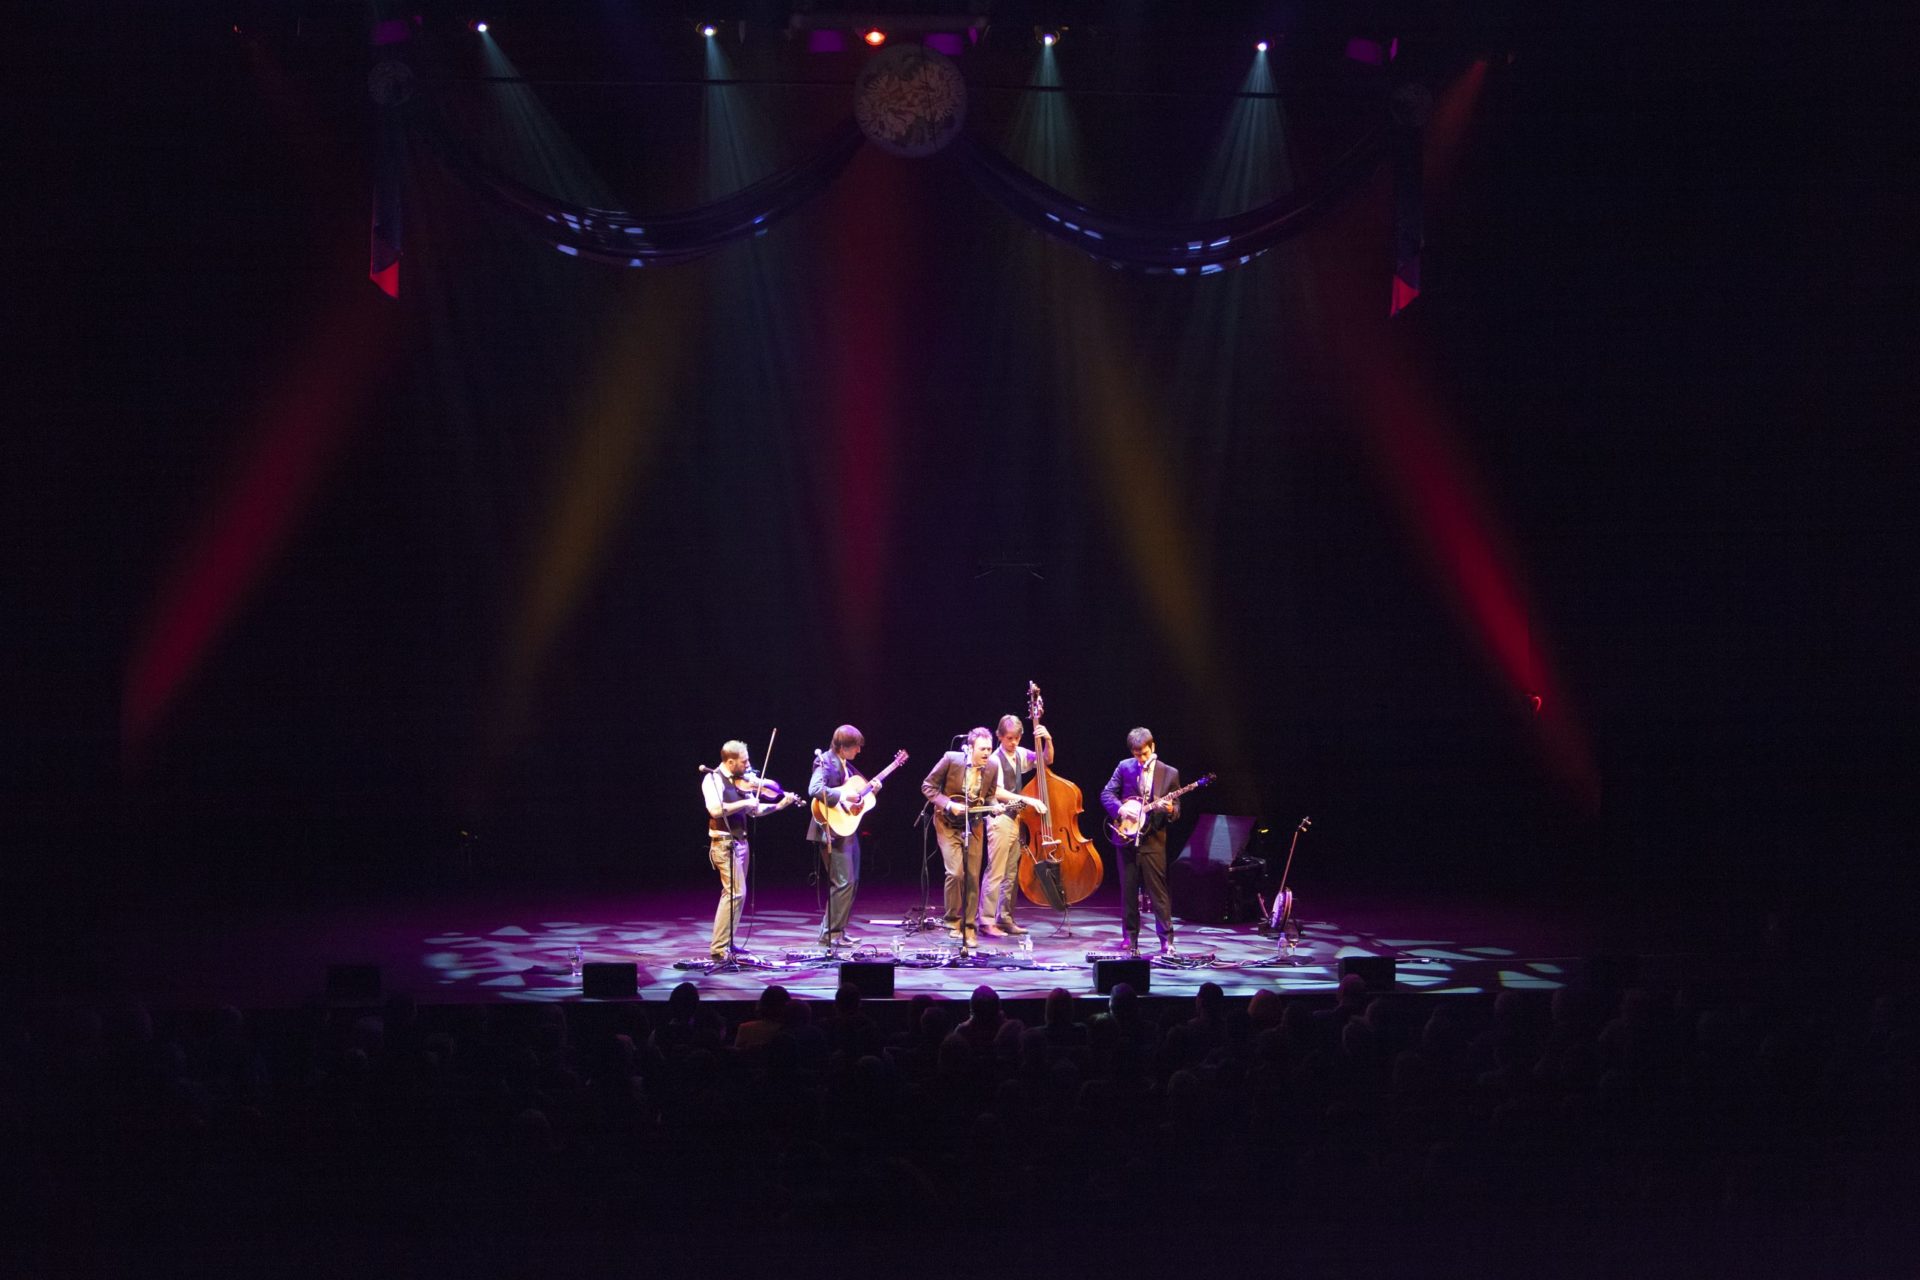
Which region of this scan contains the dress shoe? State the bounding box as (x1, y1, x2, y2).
(1121, 937, 1141, 955)
(997, 920, 1028, 936)
(947, 924, 965, 938)
(836, 931, 859, 947)
(978, 922, 1008, 938)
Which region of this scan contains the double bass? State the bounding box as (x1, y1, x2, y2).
(1016, 682, 1104, 908)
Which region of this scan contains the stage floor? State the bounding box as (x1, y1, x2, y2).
(11, 880, 1690, 1010)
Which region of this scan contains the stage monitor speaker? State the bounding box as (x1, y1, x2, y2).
(839, 961, 895, 998)
(582, 962, 638, 999)
(1094, 958, 1151, 994)
(1339, 956, 1396, 991)
(326, 964, 381, 1003)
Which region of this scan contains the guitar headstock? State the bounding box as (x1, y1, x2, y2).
(1026, 680, 1044, 725)
(891, 749, 908, 767)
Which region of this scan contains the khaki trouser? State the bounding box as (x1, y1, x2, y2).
(708, 834, 749, 955)
(980, 814, 1023, 925)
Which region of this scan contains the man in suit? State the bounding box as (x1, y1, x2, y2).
(921, 727, 1027, 946)
(1100, 727, 1182, 955)
(808, 724, 876, 948)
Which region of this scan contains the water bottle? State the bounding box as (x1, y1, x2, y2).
(1020, 934, 1034, 958)
(891, 935, 903, 961)
(570, 942, 584, 980)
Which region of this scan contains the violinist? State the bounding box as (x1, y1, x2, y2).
(980, 714, 1053, 937)
(702, 740, 800, 962)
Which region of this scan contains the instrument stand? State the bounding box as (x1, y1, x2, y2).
(1043, 887, 1079, 940)
(1249, 919, 1318, 968)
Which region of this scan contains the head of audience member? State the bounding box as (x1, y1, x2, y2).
(1044, 987, 1076, 1028)
(1195, 981, 1226, 1022)
(1335, 972, 1369, 1009)
(968, 984, 1002, 1027)
(666, 981, 701, 1022)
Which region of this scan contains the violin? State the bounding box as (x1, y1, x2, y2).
(715, 766, 800, 807)
(735, 770, 799, 804)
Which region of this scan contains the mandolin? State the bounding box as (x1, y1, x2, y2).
(810, 749, 909, 837)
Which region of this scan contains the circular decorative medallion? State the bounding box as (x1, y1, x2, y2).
(854, 45, 967, 157)
(367, 59, 416, 107)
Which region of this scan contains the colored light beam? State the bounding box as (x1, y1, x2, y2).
(814, 150, 907, 668)
(491, 275, 693, 752)
(1425, 58, 1487, 206)
(1009, 47, 1247, 779)
(1322, 232, 1599, 808)
(123, 286, 399, 765)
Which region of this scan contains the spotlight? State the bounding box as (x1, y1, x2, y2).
(700, 23, 716, 38)
(1256, 39, 1269, 53)
(862, 28, 886, 47)
(470, 19, 489, 33)
(1039, 30, 1059, 47)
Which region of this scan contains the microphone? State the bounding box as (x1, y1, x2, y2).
(698, 765, 718, 774)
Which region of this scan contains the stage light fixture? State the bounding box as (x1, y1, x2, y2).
(700, 23, 716, 38)
(863, 27, 886, 46)
(470, 19, 489, 34)
(1256, 39, 1269, 53)
(1039, 30, 1059, 46)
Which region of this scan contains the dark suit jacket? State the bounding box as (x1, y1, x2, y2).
(807, 753, 863, 844)
(921, 752, 999, 828)
(1100, 758, 1181, 854)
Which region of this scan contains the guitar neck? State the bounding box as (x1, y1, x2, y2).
(852, 753, 908, 793)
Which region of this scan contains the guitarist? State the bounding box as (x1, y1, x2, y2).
(1099, 728, 1182, 956)
(807, 725, 876, 949)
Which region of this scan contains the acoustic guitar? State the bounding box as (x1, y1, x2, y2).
(810, 749, 910, 837)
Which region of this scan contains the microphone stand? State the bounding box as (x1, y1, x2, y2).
(903, 798, 940, 936)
